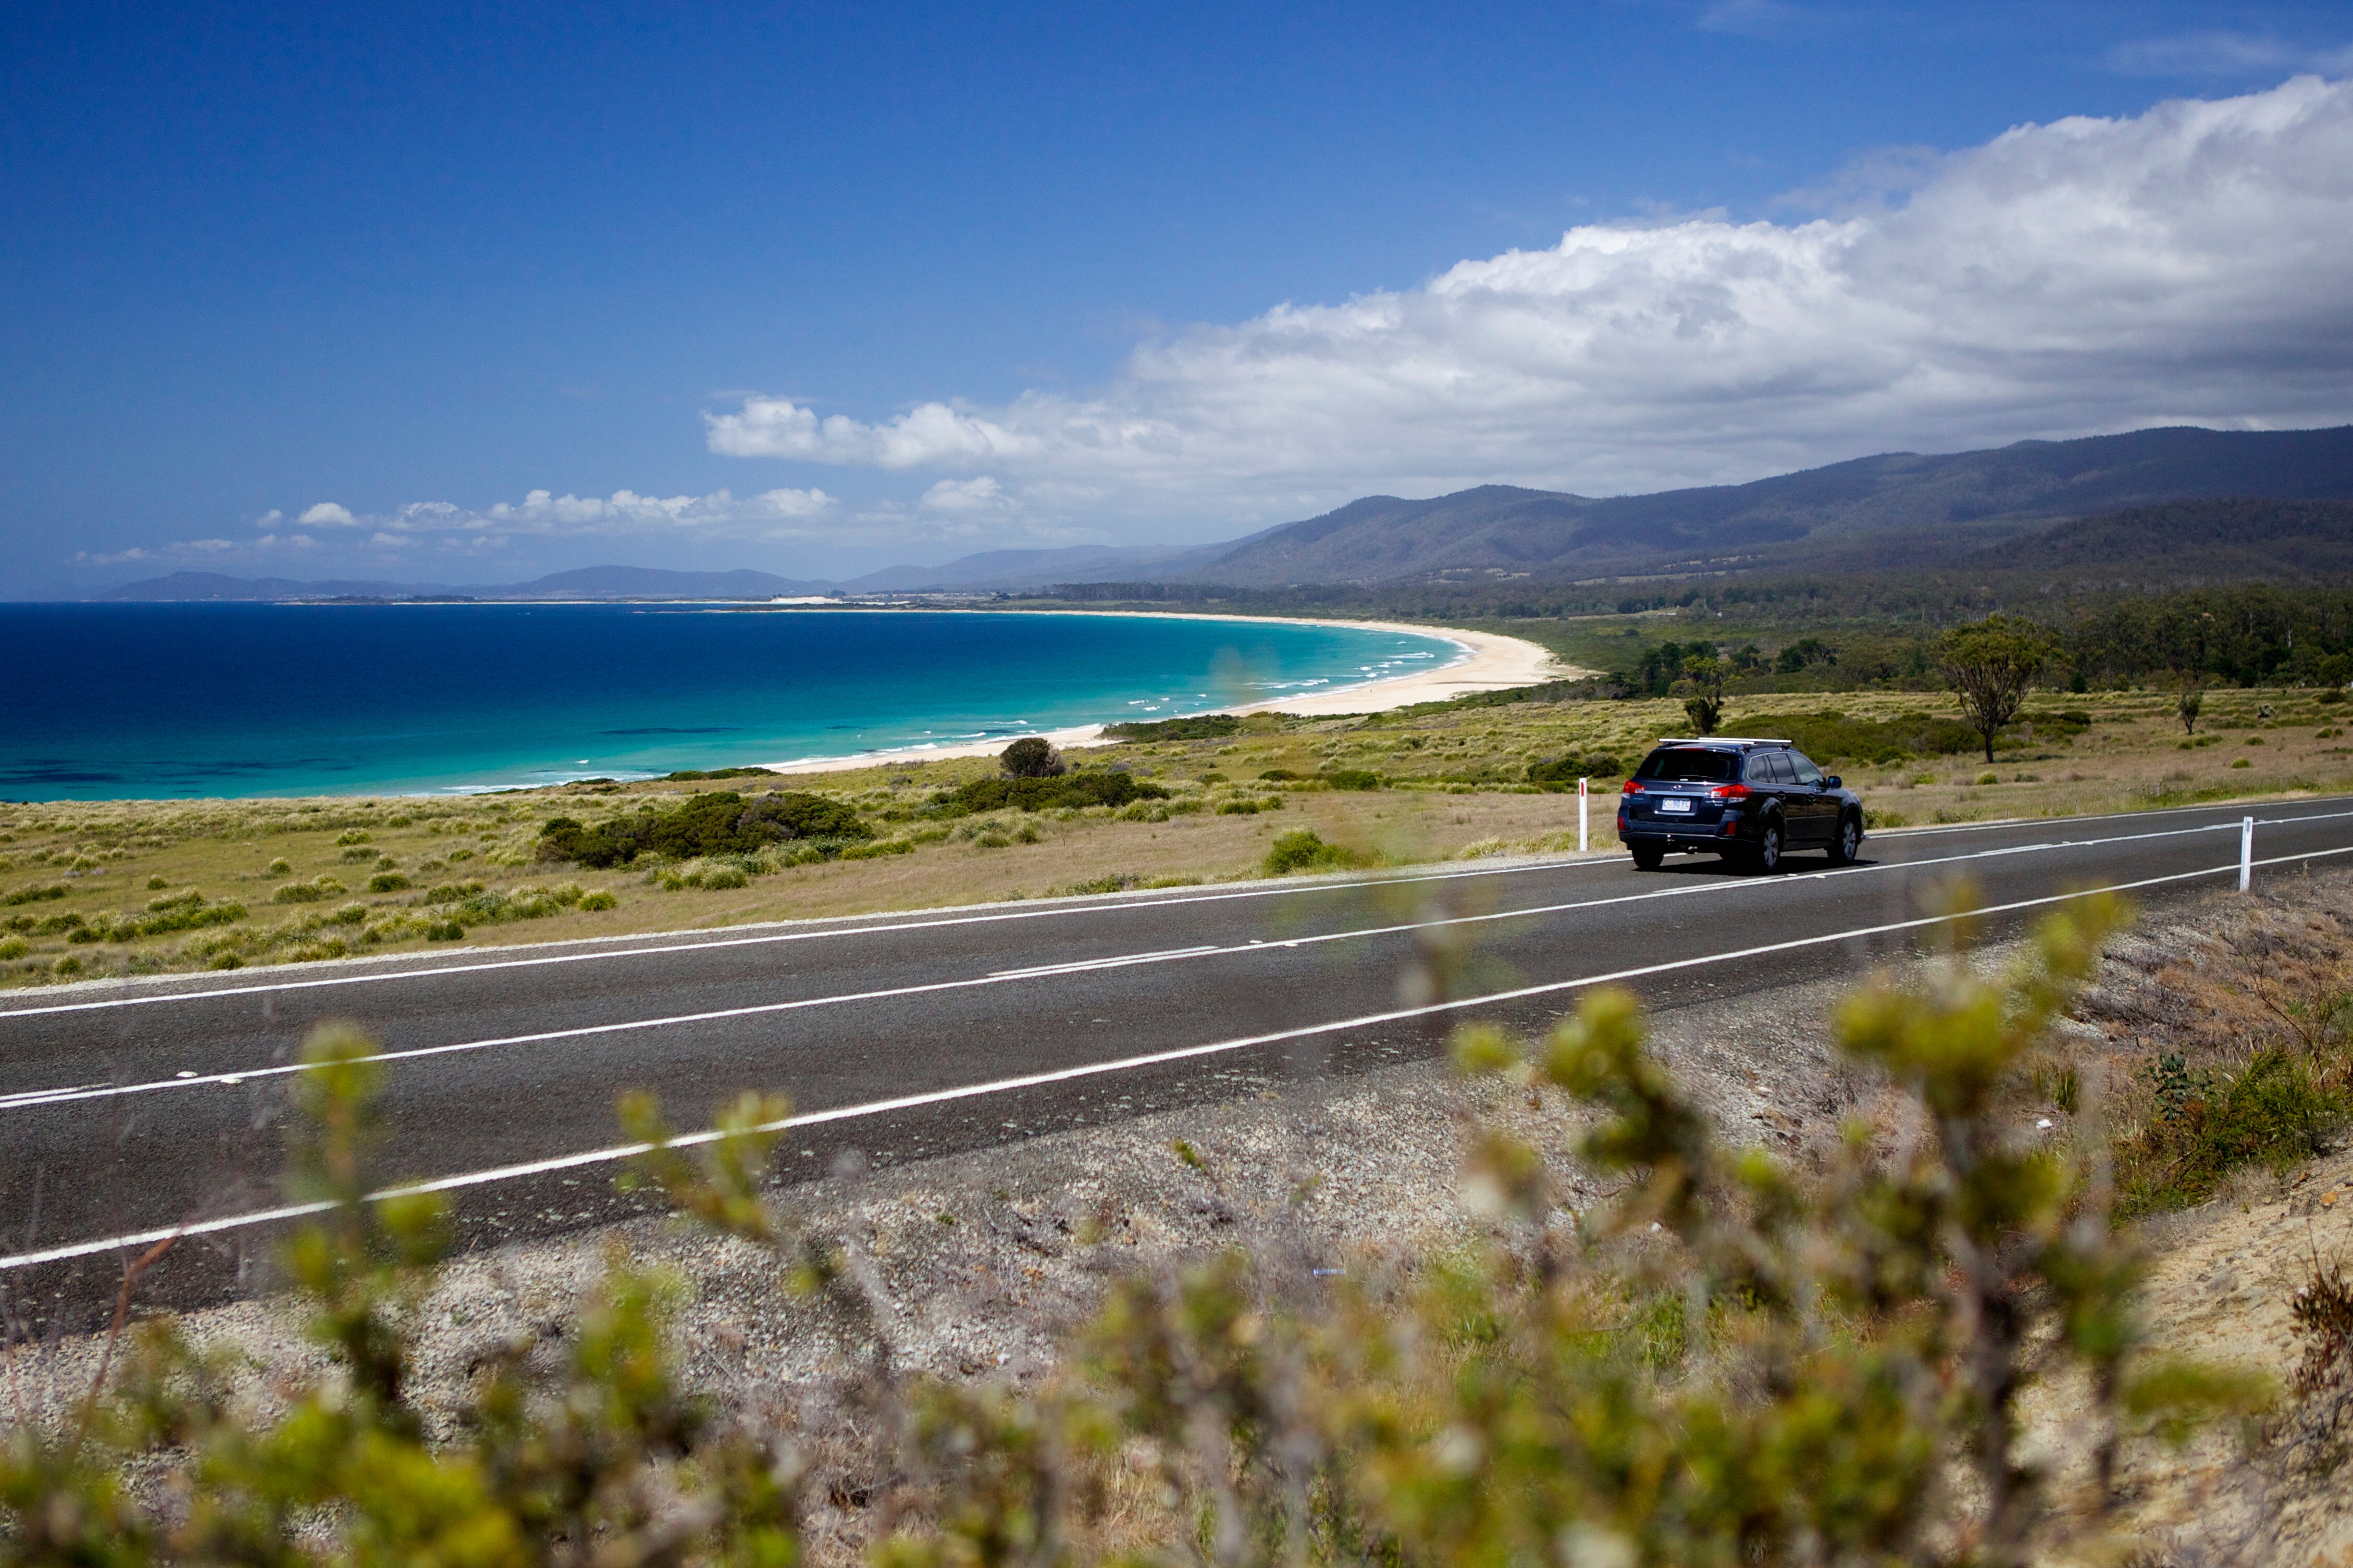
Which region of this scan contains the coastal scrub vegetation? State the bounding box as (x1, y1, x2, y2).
(2, 894, 2297, 1566)
(4, 668, 2351, 988)
(536, 790, 873, 868)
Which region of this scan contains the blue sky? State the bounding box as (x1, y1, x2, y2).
(7, 1, 2353, 592)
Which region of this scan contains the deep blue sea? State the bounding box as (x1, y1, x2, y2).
(2, 604, 1457, 801)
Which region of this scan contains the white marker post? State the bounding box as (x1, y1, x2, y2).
(1579, 777, 1589, 854)
(2240, 815, 2254, 892)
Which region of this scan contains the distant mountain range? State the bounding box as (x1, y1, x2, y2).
(1179, 425, 2353, 586)
(94, 424, 2353, 603)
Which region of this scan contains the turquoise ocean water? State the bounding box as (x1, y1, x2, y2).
(2, 604, 1458, 801)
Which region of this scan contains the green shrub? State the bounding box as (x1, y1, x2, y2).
(660, 765, 779, 781)
(1527, 752, 1623, 786)
(1100, 713, 1243, 740)
(0, 937, 25, 960)
(1000, 736, 1066, 777)
(1264, 828, 1364, 875)
(366, 872, 411, 893)
(271, 877, 346, 903)
(3, 883, 66, 905)
(2120, 1047, 2342, 1216)
(1320, 767, 1383, 791)
(338, 845, 377, 862)
(932, 770, 1169, 817)
(1217, 799, 1264, 815)
(2231, 758, 2252, 768)
(697, 865, 749, 889)
(265, 857, 292, 875)
(1258, 768, 1302, 781)
(538, 790, 872, 867)
(333, 828, 371, 846)
(577, 889, 617, 911)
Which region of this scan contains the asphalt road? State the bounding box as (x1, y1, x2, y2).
(5, 795, 2351, 1324)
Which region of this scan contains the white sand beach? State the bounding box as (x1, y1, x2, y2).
(760, 613, 1577, 777)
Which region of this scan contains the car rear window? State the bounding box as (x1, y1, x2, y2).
(1636, 748, 1738, 782)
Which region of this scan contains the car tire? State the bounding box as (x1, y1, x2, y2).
(1745, 820, 1783, 875)
(1827, 813, 1861, 865)
(1630, 843, 1665, 871)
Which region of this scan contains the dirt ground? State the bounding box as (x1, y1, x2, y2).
(8, 869, 2349, 1563)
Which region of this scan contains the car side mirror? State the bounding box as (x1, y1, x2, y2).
(1824, 776, 1842, 789)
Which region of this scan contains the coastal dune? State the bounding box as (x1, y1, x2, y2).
(762, 614, 1574, 777)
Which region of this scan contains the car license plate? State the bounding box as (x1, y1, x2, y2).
(1659, 797, 1693, 814)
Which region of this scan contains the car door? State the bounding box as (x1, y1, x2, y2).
(1784, 750, 1835, 844)
(1744, 749, 1794, 837)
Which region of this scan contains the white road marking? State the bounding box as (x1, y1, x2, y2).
(4, 811, 2347, 1113)
(4, 802, 2348, 1022)
(11, 843, 2345, 1274)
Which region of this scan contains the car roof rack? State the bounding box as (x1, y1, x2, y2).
(1655, 737, 1792, 748)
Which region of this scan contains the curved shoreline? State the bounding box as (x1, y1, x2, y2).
(759, 612, 1577, 777)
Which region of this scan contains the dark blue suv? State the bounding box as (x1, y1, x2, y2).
(1617, 738, 1864, 874)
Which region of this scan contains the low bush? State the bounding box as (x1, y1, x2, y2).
(1319, 767, 1383, 791)
(1527, 752, 1624, 786)
(1100, 713, 1243, 740)
(1000, 735, 1067, 777)
(931, 770, 1169, 816)
(366, 872, 411, 893)
(3, 883, 66, 906)
(333, 828, 371, 846)
(271, 877, 346, 904)
(538, 789, 873, 867)
(2118, 1047, 2344, 1216)
(1264, 828, 1365, 875)
(660, 765, 778, 781)
(577, 889, 617, 911)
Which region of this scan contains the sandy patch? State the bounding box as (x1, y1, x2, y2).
(761, 612, 1573, 777)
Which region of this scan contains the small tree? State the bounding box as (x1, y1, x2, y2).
(2178, 676, 2205, 735)
(1678, 655, 1728, 736)
(1939, 613, 2053, 763)
(1000, 736, 1066, 778)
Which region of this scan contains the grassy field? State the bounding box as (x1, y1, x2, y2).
(4, 681, 2347, 989)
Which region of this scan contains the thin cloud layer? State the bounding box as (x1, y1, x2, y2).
(707, 76, 2353, 526)
(100, 486, 839, 572)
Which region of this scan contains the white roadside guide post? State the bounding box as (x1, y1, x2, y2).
(2241, 815, 2255, 892)
(1579, 777, 1589, 853)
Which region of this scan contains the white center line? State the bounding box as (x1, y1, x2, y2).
(4, 802, 2347, 1021)
(5, 812, 2346, 1113)
(12, 842, 2345, 1274)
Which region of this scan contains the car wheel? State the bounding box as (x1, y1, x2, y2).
(1828, 813, 1861, 865)
(1630, 843, 1665, 871)
(1747, 820, 1782, 874)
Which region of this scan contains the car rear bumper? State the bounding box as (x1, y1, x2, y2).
(1619, 810, 1752, 852)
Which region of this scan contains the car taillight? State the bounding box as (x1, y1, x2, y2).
(1710, 783, 1752, 802)
(1623, 778, 1643, 794)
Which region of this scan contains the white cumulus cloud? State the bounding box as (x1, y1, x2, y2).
(299, 502, 357, 527)
(706, 76, 2353, 524)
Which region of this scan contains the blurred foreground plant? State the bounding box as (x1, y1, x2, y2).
(1, 892, 2273, 1567)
